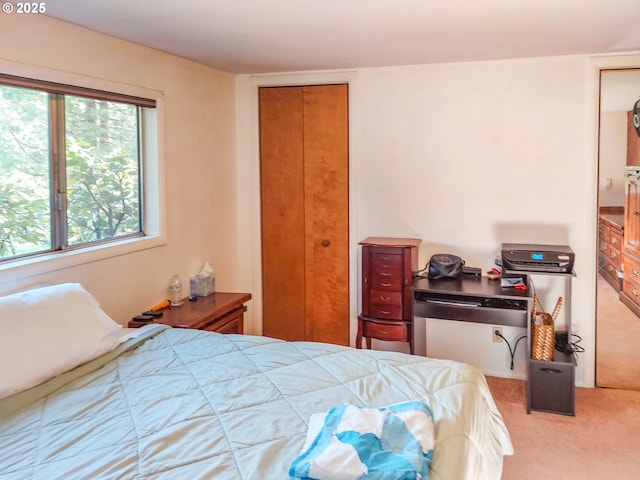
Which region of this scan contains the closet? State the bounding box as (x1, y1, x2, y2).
(259, 84, 349, 345)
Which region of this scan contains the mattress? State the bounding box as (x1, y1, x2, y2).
(0, 325, 513, 479)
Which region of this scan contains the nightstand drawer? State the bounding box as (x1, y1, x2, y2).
(363, 320, 408, 342)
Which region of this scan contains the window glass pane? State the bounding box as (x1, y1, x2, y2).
(0, 85, 52, 259)
(65, 96, 141, 245)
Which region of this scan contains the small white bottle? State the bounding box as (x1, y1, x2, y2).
(169, 274, 183, 306)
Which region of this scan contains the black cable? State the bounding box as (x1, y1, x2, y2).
(496, 331, 527, 370)
(555, 332, 584, 363)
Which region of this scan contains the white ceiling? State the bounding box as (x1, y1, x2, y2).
(40, 0, 640, 74)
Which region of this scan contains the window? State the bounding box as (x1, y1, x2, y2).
(0, 74, 156, 262)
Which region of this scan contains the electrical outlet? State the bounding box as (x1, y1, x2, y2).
(492, 327, 503, 343)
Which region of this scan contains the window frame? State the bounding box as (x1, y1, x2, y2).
(0, 69, 165, 276)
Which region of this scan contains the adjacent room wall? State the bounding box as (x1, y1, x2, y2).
(598, 111, 627, 207)
(0, 14, 240, 324)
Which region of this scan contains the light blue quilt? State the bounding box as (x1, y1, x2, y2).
(0, 326, 512, 479)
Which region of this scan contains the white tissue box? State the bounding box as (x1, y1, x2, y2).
(190, 275, 215, 296)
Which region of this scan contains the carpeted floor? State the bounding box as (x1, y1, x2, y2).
(487, 376, 640, 479)
(596, 275, 640, 389)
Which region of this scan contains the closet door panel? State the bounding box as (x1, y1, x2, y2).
(302, 85, 349, 345)
(259, 87, 306, 340)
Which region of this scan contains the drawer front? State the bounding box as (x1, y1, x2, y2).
(622, 252, 640, 302)
(623, 252, 640, 283)
(369, 252, 403, 290)
(363, 320, 408, 342)
(599, 222, 610, 242)
(369, 289, 402, 306)
(622, 277, 640, 302)
(609, 230, 622, 250)
(369, 304, 403, 320)
(601, 258, 618, 276)
(204, 318, 242, 334)
(370, 252, 403, 270)
(529, 359, 575, 415)
(370, 272, 403, 291)
(599, 257, 621, 291)
(598, 249, 608, 269)
(598, 240, 609, 258)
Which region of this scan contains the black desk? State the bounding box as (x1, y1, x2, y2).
(412, 276, 531, 357)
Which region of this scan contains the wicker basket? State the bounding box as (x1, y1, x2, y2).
(531, 295, 563, 361)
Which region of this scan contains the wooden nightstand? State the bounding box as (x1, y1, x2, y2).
(128, 292, 251, 333)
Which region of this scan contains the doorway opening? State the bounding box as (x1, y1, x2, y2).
(596, 68, 640, 390)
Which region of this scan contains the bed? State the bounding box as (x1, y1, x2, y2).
(0, 283, 513, 479)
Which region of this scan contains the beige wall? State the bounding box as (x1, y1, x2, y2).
(237, 54, 640, 387)
(598, 111, 627, 207)
(0, 14, 239, 325)
(4, 11, 640, 388)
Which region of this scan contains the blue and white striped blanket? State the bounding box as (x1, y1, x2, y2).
(290, 402, 434, 480)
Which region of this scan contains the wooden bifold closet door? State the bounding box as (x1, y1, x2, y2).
(259, 84, 349, 345)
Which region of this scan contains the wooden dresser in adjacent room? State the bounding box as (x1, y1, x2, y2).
(621, 115, 640, 315)
(356, 237, 421, 353)
(598, 208, 624, 291)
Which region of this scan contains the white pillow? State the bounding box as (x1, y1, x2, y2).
(0, 282, 122, 399)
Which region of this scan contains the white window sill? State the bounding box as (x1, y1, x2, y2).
(0, 234, 166, 280)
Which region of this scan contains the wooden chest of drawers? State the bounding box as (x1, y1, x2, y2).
(621, 251, 640, 317)
(598, 214, 623, 291)
(356, 237, 421, 353)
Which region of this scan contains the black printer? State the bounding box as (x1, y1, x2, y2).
(501, 243, 575, 273)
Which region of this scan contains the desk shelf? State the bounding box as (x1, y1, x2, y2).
(512, 270, 576, 416)
(412, 276, 531, 358)
(412, 271, 576, 416)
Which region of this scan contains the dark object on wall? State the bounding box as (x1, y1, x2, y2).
(428, 254, 464, 279)
(634, 99, 640, 137)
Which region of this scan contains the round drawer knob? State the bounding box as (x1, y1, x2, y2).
(321, 240, 330, 247)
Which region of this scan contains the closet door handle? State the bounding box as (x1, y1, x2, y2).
(321, 240, 330, 247)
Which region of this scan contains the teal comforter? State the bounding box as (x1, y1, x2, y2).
(0, 326, 512, 479)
